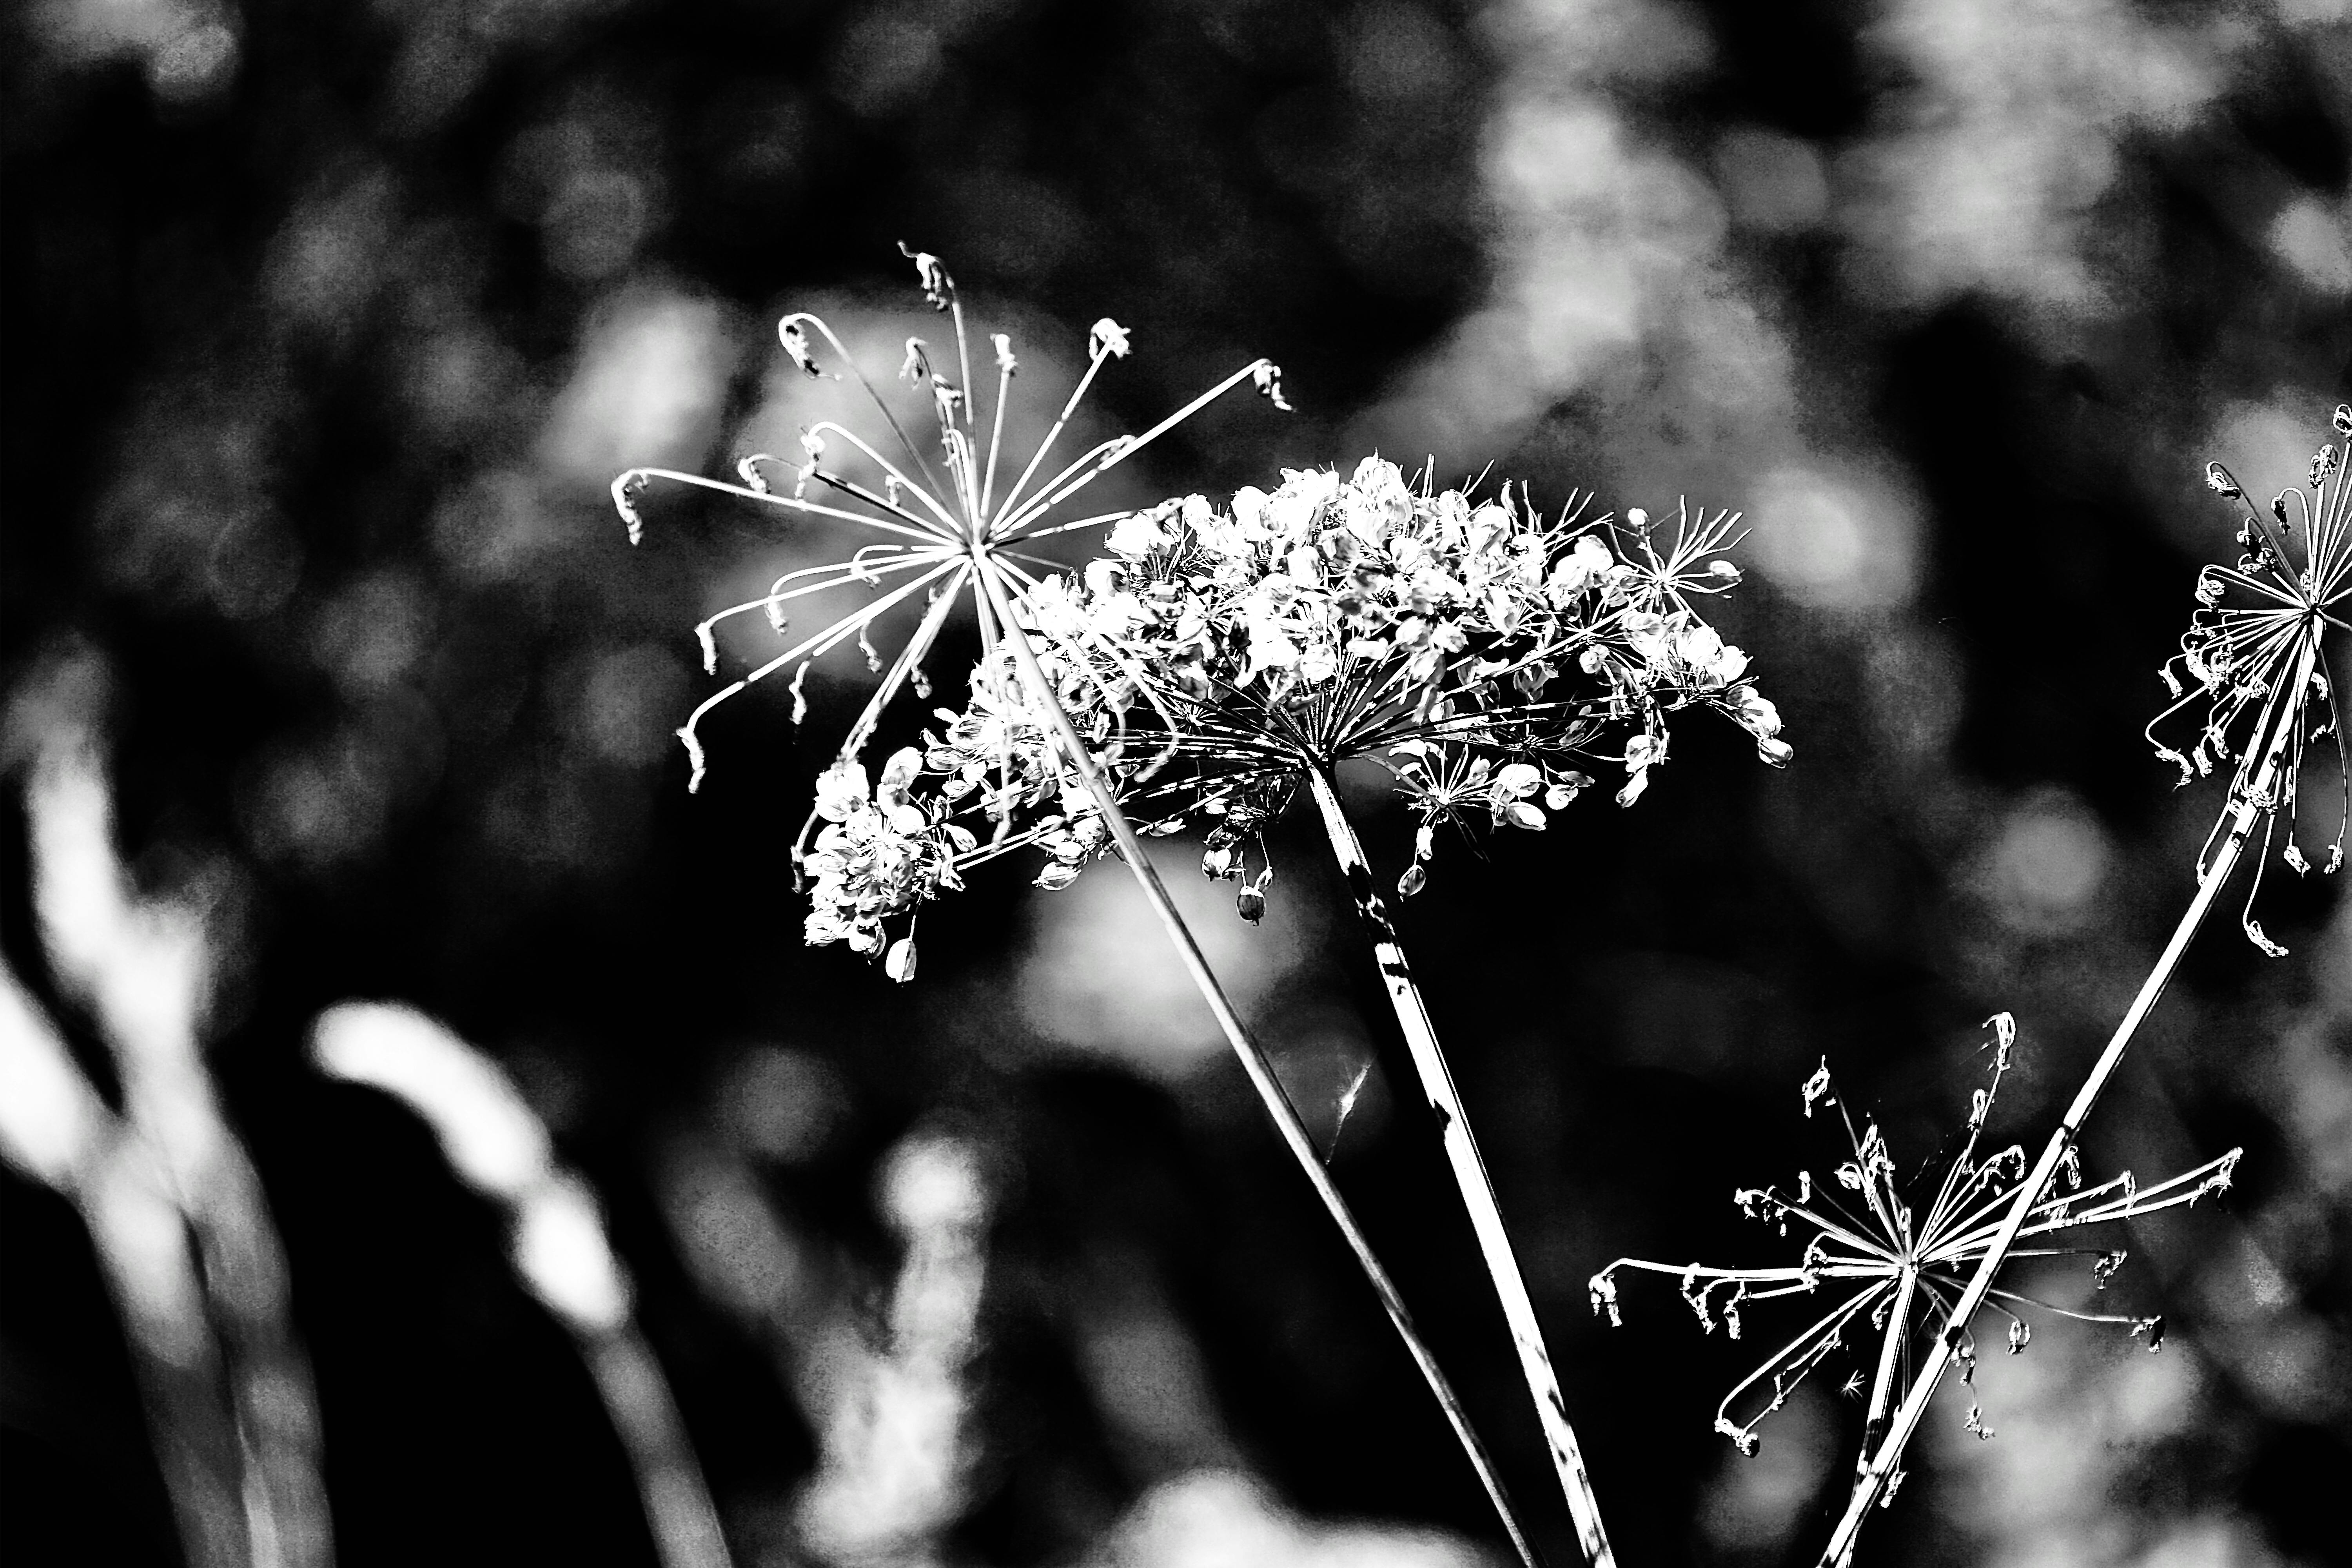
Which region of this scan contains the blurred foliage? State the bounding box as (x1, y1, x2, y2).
(4, 1, 2350, 1566)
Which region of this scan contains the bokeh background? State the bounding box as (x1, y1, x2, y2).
(5, 1, 2351, 1566)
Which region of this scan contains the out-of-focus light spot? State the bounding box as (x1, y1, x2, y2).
(828, 13, 943, 118)
(310, 1002, 553, 1200)
(2237, 1315, 2342, 1420)
(1837, 0, 2224, 317)
(145, 16, 237, 102)
(379, 0, 628, 135)
(2233, 1237, 2293, 1312)
(1094, 1469, 1484, 1568)
(576, 643, 687, 767)
(1346, 2, 1457, 103)
(381, 23, 490, 138)
(718, 1046, 847, 1165)
(97, 402, 302, 617)
(513, 1175, 632, 1333)
(797, 1125, 993, 1561)
(1863, 624, 1964, 764)
(656, 1140, 813, 1320)
(1013, 840, 1318, 1080)
(310, 569, 432, 697)
(1078, 1302, 1232, 1470)
(2268, 196, 2352, 294)
(1490, 0, 1714, 85)
(541, 289, 731, 489)
(404, 327, 526, 446)
(2108, 1339, 2198, 1440)
(1700, 1383, 1832, 1556)
(544, 169, 653, 283)
(1985, 788, 2111, 933)
(496, 120, 601, 222)
(265, 172, 395, 330)
(430, 468, 557, 583)
(707, 88, 809, 196)
(1355, 22, 1815, 493)
(1713, 126, 1830, 234)
(1748, 463, 1918, 611)
(2128, 1517, 2287, 1568)
(879, 1132, 986, 1236)
(238, 704, 442, 871)
(203, 514, 305, 619)
(34, 0, 240, 106)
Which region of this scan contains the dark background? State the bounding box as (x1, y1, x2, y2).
(5, 1, 2350, 1566)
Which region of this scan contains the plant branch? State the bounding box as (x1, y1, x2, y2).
(975, 566, 1546, 1568)
(581, 1327, 735, 1568)
(1817, 632, 2317, 1565)
(1305, 767, 1618, 1568)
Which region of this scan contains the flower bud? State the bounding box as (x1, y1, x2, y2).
(1252, 361, 1291, 411)
(885, 938, 918, 983)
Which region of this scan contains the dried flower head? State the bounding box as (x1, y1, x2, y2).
(2150, 404, 2352, 953)
(1589, 1014, 2238, 1461)
(611, 247, 1289, 972)
(827, 459, 1786, 945)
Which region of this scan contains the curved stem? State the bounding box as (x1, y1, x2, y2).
(580, 1327, 734, 1568)
(975, 567, 1544, 1568)
(1817, 633, 2317, 1566)
(1304, 767, 1618, 1568)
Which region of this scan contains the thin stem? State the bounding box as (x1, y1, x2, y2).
(1817, 631, 2318, 1566)
(1856, 1263, 1916, 1475)
(974, 566, 1544, 1568)
(579, 1328, 735, 1568)
(1304, 767, 1618, 1568)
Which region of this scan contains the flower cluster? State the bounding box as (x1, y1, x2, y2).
(1588, 1016, 2239, 1462)
(916, 652, 1127, 889)
(799, 749, 975, 978)
(838, 457, 1788, 933)
(2149, 404, 2352, 952)
(611, 244, 1285, 884)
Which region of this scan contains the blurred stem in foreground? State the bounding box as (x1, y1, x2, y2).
(311, 1003, 731, 1568)
(976, 564, 1547, 1568)
(19, 712, 334, 1568)
(1305, 766, 1616, 1568)
(0, 958, 252, 1568)
(1819, 633, 2317, 1565)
